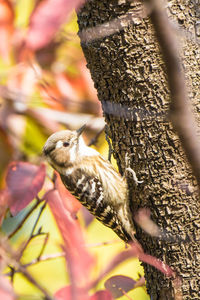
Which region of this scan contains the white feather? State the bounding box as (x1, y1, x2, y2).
(65, 168, 73, 175)
(56, 140, 63, 148)
(78, 137, 99, 157)
(96, 193, 104, 206)
(69, 144, 77, 162)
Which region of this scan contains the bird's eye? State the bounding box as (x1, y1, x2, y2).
(63, 142, 70, 147)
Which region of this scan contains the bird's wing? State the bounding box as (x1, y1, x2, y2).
(60, 169, 132, 242)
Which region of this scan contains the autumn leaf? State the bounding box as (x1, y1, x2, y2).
(55, 285, 91, 300)
(55, 286, 113, 300)
(90, 290, 113, 300)
(6, 162, 46, 215)
(104, 275, 145, 299)
(54, 285, 71, 300)
(54, 171, 81, 217)
(45, 189, 94, 295)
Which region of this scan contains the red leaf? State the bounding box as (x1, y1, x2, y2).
(6, 162, 46, 215)
(55, 285, 90, 300)
(104, 275, 136, 298)
(45, 189, 93, 290)
(54, 285, 71, 300)
(90, 290, 113, 300)
(26, 0, 84, 50)
(54, 172, 81, 217)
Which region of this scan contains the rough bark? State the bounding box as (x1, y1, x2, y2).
(77, 0, 200, 299)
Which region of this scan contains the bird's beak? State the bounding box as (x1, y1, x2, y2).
(76, 124, 86, 137)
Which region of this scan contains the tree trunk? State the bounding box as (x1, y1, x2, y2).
(77, 1, 200, 299)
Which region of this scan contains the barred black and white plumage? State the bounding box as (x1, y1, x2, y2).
(43, 126, 135, 243)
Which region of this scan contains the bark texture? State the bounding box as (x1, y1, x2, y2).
(77, 0, 200, 299)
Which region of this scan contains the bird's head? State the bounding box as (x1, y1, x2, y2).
(43, 125, 86, 169)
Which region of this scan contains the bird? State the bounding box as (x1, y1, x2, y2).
(43, 125, 136, 243)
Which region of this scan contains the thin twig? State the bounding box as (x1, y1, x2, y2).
(25, 252, 65, 268)
(119, 288, 133, 300)
(37, 233, 49, 260)
(5, 252, 65, 276)
(86, 239, 120, 247)
(17, 265, 54, 300)
(19, 202, 46, 258)
(8, 198, 42, 239)
(145, 0, 200, 188)
(30, 202, 46, 237)
(0, 237, 54, 300)
(87, 127, 104, 146)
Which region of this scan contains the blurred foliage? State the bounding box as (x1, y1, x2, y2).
(0, 1, 150, 299)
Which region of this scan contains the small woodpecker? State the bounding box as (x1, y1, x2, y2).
(43, 126, 136, 243)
